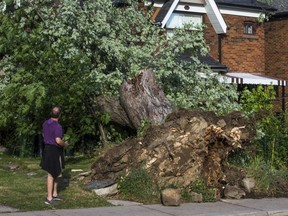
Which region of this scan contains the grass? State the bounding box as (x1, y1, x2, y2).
(227, 151, 288, 198)
(0, 152, 112, 211)
(245, 156, 288, 197)
(117, 167, 160, 204)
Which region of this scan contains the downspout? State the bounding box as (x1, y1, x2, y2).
(282, 80, 286, 112)
(218, 34, 222, 63)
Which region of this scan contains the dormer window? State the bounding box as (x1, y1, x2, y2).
(166, 12, 203, 37)
(244, 21, 255, 35)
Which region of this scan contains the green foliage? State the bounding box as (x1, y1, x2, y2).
(98, 112, 111, 126)
(168, 180, 217, 203)
(191, 179, 217, 202)
(175, 179, 218, 202)
(246, 156, 288, 196)
(238, 85, 288, 169)
(104, 124, 131, 145)
(240, 85, 276, 116)
(153, 24, 240, 114)
(137, 119, 150, 136)
(117, 167, 159, 203)
(226, 148, 254, 168)
(256, 114, 288, 169)
(0, 0, 239, 155)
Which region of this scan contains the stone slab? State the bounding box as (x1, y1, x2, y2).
(107, 200, 142, 206)
(0, 205, 18, 213)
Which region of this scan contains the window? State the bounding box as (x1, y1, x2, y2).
(166, 13, 203, 36)
(244, 22, 255, 35)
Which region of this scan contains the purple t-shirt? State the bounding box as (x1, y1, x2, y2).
(42, 119, 63, 145)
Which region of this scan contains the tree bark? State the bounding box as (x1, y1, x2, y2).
(119, 69, 173, 129)
(93, 69, 173, 130)
(98, 123, 108, 147)
(94, 95, 134, 128)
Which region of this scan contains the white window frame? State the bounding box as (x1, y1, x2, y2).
(166, 12, 203, 36)
(166, 12, 203, 29)
(244, 22, 255, 35)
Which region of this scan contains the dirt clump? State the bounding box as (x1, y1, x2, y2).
(90, 108, 256, 191)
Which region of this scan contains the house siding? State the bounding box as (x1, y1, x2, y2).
(264, 19, 288, 79)
(204, 14, 265, 74)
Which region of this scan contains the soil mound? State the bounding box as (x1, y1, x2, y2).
(91, 109, 256, 189)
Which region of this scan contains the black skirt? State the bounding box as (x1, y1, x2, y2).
(40, 144, 64, 178)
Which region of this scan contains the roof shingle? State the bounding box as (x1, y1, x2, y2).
(215, 0, 276, 11)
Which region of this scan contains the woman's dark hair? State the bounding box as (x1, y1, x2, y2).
(51, 106, 61, 118)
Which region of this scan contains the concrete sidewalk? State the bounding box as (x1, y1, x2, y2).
(1, 198, 288, 216)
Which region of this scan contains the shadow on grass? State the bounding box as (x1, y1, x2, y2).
(58, 168, 71, 193)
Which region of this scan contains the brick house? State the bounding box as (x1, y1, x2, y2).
(148, 0, 288, 110)
(149, 0, 286, 78)
(265, 0, 288, 79)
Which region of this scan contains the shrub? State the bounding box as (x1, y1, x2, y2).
(183, 179, 217, 202)
(240, 85, 288, 169)
(117, 167, 159, 203)
(246, 156, 288, 196)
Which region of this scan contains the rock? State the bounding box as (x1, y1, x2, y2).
(83, 179, 115, 190)
(190, 192, 203, 203)
(217, 119, 226, 128)
(0, 146, 7, 153)
(71, 169, 83, 172)
(241, 177, 256, 193)
(94, 184, 118, 196)
(0, 205, 18, 213)
(71, 171, 91, 181)
(3, 163, 19, 171)
(224, 185, 245, 199)
(161, 188, 181, 206)
(108, 200, 142, 206)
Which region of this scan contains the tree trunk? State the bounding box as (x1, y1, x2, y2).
(95, 95, 133, 128)
(98, 123, 108, 147)
(93, 69, 173, 130)
(119, 69, 173, 129)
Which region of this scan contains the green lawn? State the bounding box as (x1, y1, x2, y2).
(0, 152, 111, 211)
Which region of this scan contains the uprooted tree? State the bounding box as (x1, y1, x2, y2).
(89, 69, 255, 191)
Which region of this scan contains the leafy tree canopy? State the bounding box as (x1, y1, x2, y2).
(0, 0, 239, 154)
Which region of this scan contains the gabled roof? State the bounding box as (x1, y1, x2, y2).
(155, 0, 226, 33)
(214, 0, 276, 11)
(272, 0, 288, 12)
(197, 53, 227, 72)
(156, 0, 180, 28)
(206, 0, 227, 34)
(270, 0, 288, 18)
(111, 0, 131, 7)
(155, 0, 175, 25)
(180, 51, 228, 73)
